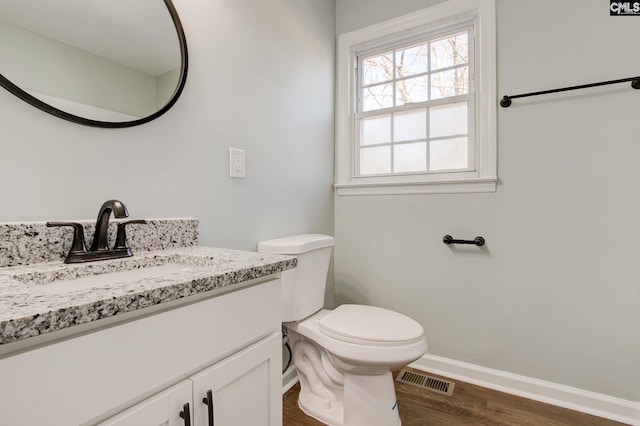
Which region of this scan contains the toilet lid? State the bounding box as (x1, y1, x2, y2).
(318, 305, 424, 346)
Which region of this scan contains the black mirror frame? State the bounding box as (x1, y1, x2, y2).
(0, 0, 188, 128)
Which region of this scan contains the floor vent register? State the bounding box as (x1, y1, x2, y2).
(395, 368, 456, 397)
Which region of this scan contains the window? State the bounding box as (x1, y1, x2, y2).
(357, 29, 473, 176)
(336, 0, 496, 195)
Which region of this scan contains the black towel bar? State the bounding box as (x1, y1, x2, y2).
(500, 76, 640, 107)
(443, 235, 485, 247)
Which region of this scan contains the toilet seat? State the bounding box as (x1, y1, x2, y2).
(318, 304, 424, 346)
(288, 308, 427, 371)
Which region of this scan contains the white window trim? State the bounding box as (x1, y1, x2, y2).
(335, 0, 497, 196)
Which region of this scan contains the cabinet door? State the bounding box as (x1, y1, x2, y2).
(190, 332, 282, 426)
(98, 380, 193, 426)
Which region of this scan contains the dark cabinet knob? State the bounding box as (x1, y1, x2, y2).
(202, 389, 214, 426)
(179, 402, 191, 426)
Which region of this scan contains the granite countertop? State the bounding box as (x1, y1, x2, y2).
(0, 246, 296, 346)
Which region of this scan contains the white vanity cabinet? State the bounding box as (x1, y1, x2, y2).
(190, 332, 281, 426)
(98, 381, 194, 426)
(100, 332, 281, 426)
(0, 277, 282, 426)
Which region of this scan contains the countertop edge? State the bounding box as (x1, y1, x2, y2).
(0, 247, 295, 346)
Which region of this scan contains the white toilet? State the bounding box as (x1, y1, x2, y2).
(258, 234, 428, 426)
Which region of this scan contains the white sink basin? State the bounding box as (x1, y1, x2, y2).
(35, 263, 205, 294)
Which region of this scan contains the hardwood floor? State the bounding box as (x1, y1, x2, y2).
(283, 368, 628, 425)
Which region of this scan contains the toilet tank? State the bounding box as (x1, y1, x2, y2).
(257, 234, 334, 322)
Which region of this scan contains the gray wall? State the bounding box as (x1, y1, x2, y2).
(0, 0, 335, 252)
(337, 0, 444, 33)
(335, 0, 640, 401)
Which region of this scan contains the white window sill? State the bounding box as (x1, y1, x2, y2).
(334, 177, 497, 196)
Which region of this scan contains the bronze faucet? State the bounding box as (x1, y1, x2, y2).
(90, 200, 129, 252)
(47, 200, 146, 263)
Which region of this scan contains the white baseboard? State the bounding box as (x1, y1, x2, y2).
(410, 354, 640, 426)
(282, 364, 299, 395)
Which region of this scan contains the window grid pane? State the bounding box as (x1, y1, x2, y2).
(360, 146, 391, 175)
(395, 42, 429, 79)
(359, 30, 470, 112)
(429, 137, 468, 171)
(430, 66, 469, 100)
(394, 142, 427, 173)
(361, 114, 391, 146)
(357, 100, 471, 176)
(430, 31, 469, 71)
(357, 27, 473, 177)
(362, 52, 394, 86)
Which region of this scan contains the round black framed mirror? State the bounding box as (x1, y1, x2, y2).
(0, 0, 188, 128)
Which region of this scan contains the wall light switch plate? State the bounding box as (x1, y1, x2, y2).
(229, 148, 246, 178)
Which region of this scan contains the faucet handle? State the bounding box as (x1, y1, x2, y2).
(113, 219, 148, 251)
(46, 222, 88, 261)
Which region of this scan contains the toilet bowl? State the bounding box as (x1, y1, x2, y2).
(258, 234, 428, 426)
